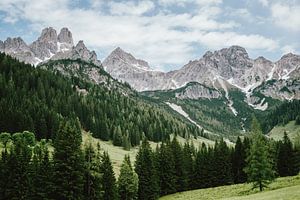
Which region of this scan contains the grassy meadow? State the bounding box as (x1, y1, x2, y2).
(160, 174, 300, 200)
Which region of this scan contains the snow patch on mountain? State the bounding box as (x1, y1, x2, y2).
(248, 98, 268, 111)
(166, 102, 203, 129)
(217, 77, 238, 116)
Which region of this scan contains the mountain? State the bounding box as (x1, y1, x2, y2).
(103, 47, 167, 91)
(0, 27, 101, 66)
(103, 46, 300, 109)
(1, 27, 299, 135)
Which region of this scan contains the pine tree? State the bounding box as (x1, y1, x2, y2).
(5, 132, 33, 200)
(232, 137, 247, 183)
(182, 142, 195, 190)
(118, 155, 138, 200)
(52, 119, 85, 200)
(277, 132, 295, 177)
(29, 140, 53, 200)
(135, 139, 159, 200)
(157, 143, 176, 195)
(170, 136, 187, 191)
(101, 151, 118, 200)
(0, 144, 9, 199)
(214, 138, 233, 186)
(83, 142, 103, 200)
(244, 117, 275, 191)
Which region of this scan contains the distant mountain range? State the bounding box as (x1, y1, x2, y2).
(1, 27, 299, 118)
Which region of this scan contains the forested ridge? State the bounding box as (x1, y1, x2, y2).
(1, 119, 299, 199)
(0, 53, 203, 148)
(1, 53, 300, 200)
(261, 100, 300, 133)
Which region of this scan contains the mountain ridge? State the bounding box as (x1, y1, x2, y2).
(1, 27, 299, 111)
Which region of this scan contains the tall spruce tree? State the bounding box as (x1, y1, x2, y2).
(170, 137, 187, 191)
(277, 132, 295, 177)
(118, 155, 138, 200)
(232, 137, 247, 183)
(182, 142, 195, 190)
(214, 138, 233, 186)
(244, 117, 275, 191)
(135, 139, 159, 200)
(52, 119, 85, 200)
(101, 151, 118, 200)
(5, 132, 33, 200)
(83, 142, 103, 200)
(157, 142, 176, 195)
(29, 140, 53, 200)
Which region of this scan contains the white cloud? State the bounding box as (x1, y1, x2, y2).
(159, 0, 222, 7)
(281, 45, 299, 55)
(0, 0, 283, 68)
(271, 2, 300, 32)
(196, 31, 278, 51)
(109, 1, 154, 16)
(258, 0, 269, 7)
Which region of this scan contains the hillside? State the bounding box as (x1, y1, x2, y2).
(160, 175, 300, 200)
(0, 53, 205, 147)
(268, 120, 300, 141)
(82, 131, 216, 176)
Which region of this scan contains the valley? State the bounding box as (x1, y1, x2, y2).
(0, 24, 300, 200)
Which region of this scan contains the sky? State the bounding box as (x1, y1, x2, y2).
(0, 0, 299, 71)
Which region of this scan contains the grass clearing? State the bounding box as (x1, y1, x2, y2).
(160, 174, 300, 200)
(81, 131, 216, 176)
(268, 120, 300, 141)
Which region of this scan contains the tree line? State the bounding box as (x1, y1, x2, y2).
(0, 119, 138, 200)
(0, 53, 204, 149)
(1, 117, 300, 200)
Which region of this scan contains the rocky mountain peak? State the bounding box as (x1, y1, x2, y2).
(280, 53, 299, 60)
(39, 27, 58, 43)
(58, 27, 73, 45)
(75, 40, 87, 51)
(0, 40, 4, 51)
(225, 45, 248, 57)
(3, 37, 30, 52)
(30, 27, 58, 60)
(103, 47, 151, 71)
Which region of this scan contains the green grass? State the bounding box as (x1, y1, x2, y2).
(82, 131, 216, 176)
(1, 130, 216, 177)
(268, 120, 300, 141)
(160, 175, 300, 200)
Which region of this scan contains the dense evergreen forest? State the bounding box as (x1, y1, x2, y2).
(1, 53, 300, 199)
(0, 53, 203, 148)
(1, 118, 299, 199)
(261, 100, 300, 133)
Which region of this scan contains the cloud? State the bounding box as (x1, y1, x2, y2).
(281, 45, 299, 55)
(0, 0, 285, 68)
(158, 0, 222, 7)
(258, 0, 269, 7)
(271, 2, 300, 32)
(109, 1, 154, 16)
(196, 31, 278, 51)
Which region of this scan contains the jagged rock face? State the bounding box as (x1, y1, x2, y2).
(41, 61, 106, 84)
(103, 47, 152, 74)
(175, 83, 222, 99)
(0, 40, 4, 51)
(0, 27, 101, 66)
(274, 53, 300, 80)
(103, 45, 300, 104)
(30, 27, 58, 60)
(51, 40, 101, 66)
(256, 79, 300, 100)
(0, 37, 36, 63)
(57, 27, 74, 51)
(103, 47, 167, 91)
